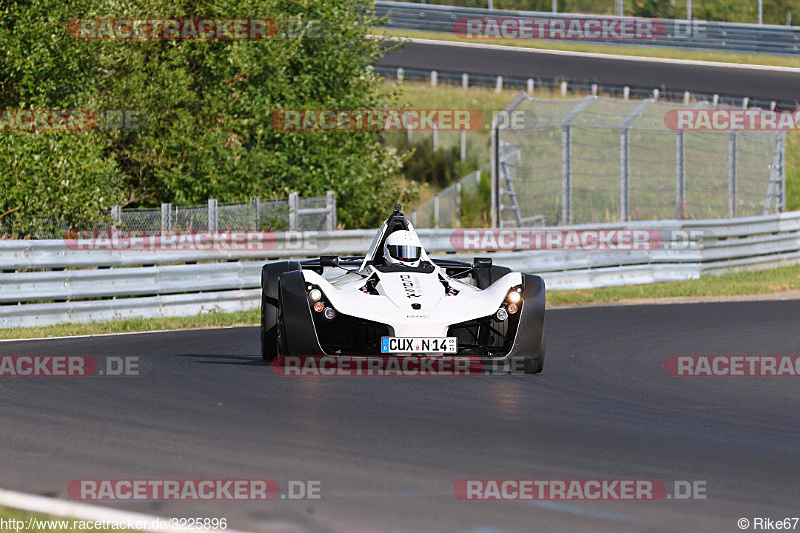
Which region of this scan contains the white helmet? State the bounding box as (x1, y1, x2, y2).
(383, 230, 423, 267)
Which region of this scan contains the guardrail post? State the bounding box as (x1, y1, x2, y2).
(161, 203, 171, 232)
(326, 190, 336, 231)
(462, 73, 469, 90)
(208, 199, 218, 231)
(430, 70, 438, 88)
(676, 131, 686, 219)
(495, 76, 503, 93)
(728, 133, 738, 218)
(623, 86, 630, 100)
(396, 67, 404, 83)
(433, 123, 438, 151)
(460, 129, 466, 164)
(288, 192, 298, 231)
(527, 78, 534, 94)
(433, 195, 440, 229)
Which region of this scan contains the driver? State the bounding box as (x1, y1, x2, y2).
(383, 230, 423, 268)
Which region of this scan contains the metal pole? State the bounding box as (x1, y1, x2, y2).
(758, 0, 763, 24)
(781, 133, 787, 212)
(456, 181, 462, 228)
(490, 117, 498, 228)
(460, 129, 466, 164)
(433, 195, 440, 229)
(728, 133, 738, 218)
(111, 205, 121, 230)
(208, 199, 218, 231)
(326, 190, 336, 231)
(562, 126, 572, 225)
(288, 193, 298, 231)
(616, 0, 623, 17)
(676, 131, 686, 219)
(620, 129, 630, 221)
(619, 99, 651, 222)
(253, 197, 260, 230)
(161, 202, 171, 232)
(552, 0, 557, 13)
(432, 123, 438, 151)
(687, 0, 692, 21)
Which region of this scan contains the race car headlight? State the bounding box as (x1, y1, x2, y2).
(496, 308, 509, 321)
(309, 288, 322, 302)
(506, 288, 522, 304)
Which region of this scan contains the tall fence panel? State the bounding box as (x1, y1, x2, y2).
(493, 94, 785, 228)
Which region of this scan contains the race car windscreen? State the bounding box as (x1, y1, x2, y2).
(388, 245, 421, 262)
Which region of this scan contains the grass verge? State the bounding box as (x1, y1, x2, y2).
(548, 263, 800, 306)
(0, 309, 259, 341)
(374, 27, 800, 69)
(2, 265, 799, 340)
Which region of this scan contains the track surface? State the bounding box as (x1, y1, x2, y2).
(1, 300, 799, 532)
(376, 40, 800, 103)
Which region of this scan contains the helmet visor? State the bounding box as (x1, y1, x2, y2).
(387, 244, 421, 262)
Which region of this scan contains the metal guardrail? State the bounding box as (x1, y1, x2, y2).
(373, 1, 800, 56)
(1, 212, 799, 327)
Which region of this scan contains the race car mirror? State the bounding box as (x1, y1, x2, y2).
(473, 257, 492, 269)
(320, 255, 340, 268)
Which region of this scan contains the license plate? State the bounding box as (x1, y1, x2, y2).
(381, 337, 458, 354)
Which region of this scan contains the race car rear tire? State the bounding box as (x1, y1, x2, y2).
(261, 261, 301, 361)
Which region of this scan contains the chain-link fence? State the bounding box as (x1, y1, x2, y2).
(5, 192, 336, 239)
(412, 169, 484, 228)
(494, 94, 786, 227)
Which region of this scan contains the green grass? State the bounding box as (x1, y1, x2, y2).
(375, 27, 800, 69)
(2, 265, 799, 340)
(548, 263, 800, 306)
(0, 309, 259, 341)
(0, 507, 134, 532)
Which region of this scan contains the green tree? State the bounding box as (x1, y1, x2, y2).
(1, 0, 410, 233)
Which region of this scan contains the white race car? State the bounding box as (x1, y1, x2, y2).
(260, 205, 545, 373)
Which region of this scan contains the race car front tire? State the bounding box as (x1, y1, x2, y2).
(261, 261, 301, 361)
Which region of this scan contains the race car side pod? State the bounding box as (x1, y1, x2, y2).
(504, 274, 546, 375)
(261, 261, 301, 361)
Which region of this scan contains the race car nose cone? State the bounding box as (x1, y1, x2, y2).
(412, 303, 421, 310)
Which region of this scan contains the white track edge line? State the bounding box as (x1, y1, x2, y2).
(375, 35, 800, 73)
(0, 488, 251, 533)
